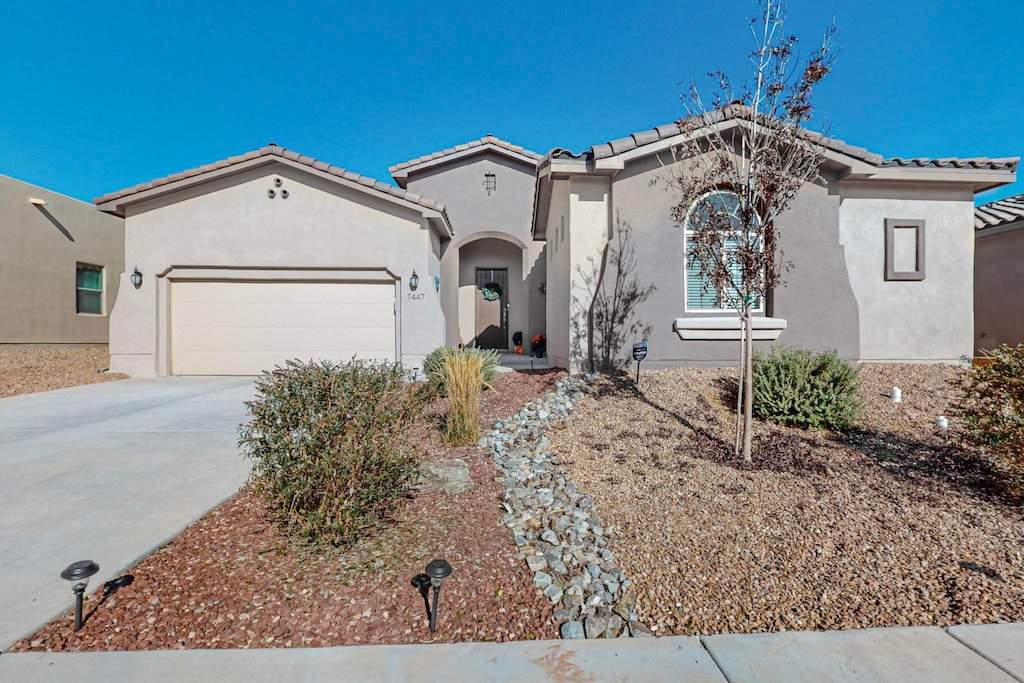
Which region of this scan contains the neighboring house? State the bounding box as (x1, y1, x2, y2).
(1, 174, 124, 344)
(533, 112, 1017, 371)
(974, 193, 1024, 354)
(94, 113, 1018, 376)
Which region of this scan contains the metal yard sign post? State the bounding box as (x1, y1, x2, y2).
(632, 341, 648, 385)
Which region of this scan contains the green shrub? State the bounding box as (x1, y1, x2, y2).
(423, 345, 500, 394)
(955, 344, 1024, 489)
(238, 359, 426, 546)
(752, 347, 862, 430)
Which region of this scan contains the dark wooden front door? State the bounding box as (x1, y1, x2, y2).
(475, 268, 508, 349)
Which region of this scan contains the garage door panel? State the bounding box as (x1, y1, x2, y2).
(171, 281, 396, 375)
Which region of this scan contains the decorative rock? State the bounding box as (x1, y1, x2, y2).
(584, 615, 609, 638)
(540, 529, 559, 545)
(543, 584, 564, 603)
(526, 555, 548, 572)
(532, 571, 553, 589)
(560, 621, 585, 639)
(417, 459, 474, 495)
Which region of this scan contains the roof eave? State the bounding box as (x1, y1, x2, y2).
(390, 144, 540, 186)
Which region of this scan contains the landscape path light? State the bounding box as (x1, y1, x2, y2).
(425, 558, 452, 633)
(61, 560, 99, 632)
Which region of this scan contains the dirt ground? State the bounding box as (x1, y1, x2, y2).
(0, 346, 126, 398)
(549, 364, 1024, 635)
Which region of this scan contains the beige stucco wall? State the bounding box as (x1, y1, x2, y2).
(109, 163, 445, 376)
(545, 180, 572, 368)
(838, 182, 975, 362)
(0, 174, 124, 343)
(975, 224, 1024, 353)
(403, 151, 545, 349)
(546, 152, 976, 368)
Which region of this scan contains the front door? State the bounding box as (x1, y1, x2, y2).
(475, 268, 508, 349)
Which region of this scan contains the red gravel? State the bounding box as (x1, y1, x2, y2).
(9, 369, 566, 653)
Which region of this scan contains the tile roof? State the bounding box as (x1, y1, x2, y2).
(94, 144, 451, 220)
(975, 193, 1024, 231)
(389, 134, 541, 174)
(544, 105, 1019, 173)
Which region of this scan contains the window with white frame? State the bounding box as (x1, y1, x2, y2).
(76, 264, 104, 315)
(684, 190, 762, 312)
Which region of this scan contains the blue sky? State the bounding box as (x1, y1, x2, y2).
(3, 1, 1021, 205)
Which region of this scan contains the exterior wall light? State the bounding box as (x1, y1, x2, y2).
(483, 173, 496, 196)
(433, 275, 440, 292)
(130, 267, 143, 288)
(61, 560, 99, 631)
(409, 270, 420, 291)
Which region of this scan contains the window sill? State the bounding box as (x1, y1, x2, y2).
(673, 316, 787, 341)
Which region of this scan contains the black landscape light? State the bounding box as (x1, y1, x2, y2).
(414, 558, 452, 634)
(632, 341, 648, 384)
(61, 560, 99, 632)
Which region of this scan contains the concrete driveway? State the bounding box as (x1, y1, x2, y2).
(0, 377, 256, 651)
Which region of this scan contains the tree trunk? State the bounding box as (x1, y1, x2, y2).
(734, 318, 745, 458)
(742, 310, 754, 463)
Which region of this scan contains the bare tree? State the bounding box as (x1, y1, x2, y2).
(669, 0, 836, 462)
(571, 216, 656, 374)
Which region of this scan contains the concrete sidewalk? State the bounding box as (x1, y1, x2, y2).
(0, 378, 255, 651)
(1, 623, 1020, 682)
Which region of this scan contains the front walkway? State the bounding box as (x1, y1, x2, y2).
(496, 351, 551, 372)
(1, 623, 1021, 682)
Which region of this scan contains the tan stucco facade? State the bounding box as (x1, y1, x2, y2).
(398, 147, 545, 351)
(975, 222, 1024, 353)
(104, 160, 448, 376)
(1, 174, 124, 344)
(535, 132, 1010, 372)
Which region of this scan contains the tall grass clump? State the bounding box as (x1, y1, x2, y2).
(956, 344, 1024, 491)
(423, 345, 500, 395)
(752, 347, 862, 430)
(439, 348, 494, 445)
(238, 359, 426, 546)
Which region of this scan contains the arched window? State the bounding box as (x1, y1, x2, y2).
(684, 190, 762, 312)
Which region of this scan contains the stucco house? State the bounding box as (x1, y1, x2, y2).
(534, 112, 1018, 371)
(974, 193, 1024, 354)
(95, 115, 1017, 376)
(1, 174, 124, 344)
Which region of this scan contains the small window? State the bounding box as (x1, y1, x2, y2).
(885, 219, 925, 281)
(76, 264, 104, 314)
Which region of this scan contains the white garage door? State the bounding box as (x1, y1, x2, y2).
(171, 281, 396, 375)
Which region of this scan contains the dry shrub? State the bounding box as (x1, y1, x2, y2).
(238, 359, 426, 546)
(753, 347, 862, 431)
(441, 348, 491, 445)
(423, 345, 499, 395)
(956, 344, 1024, 491)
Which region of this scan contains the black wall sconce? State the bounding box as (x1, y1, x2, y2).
(409, 270, 420, 291)
(483, 173, 496, 196)
(130, 267, 143, 289)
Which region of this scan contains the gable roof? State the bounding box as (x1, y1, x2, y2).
(390, 135, 541, 186)
(94, 144, 453, 234)
(975, 193, 1024, 232)
(543, 105, 1018, 174)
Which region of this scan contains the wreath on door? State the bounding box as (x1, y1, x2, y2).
(480, 284, 501, 301)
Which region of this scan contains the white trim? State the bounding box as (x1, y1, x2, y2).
(673, 316, 787, 341)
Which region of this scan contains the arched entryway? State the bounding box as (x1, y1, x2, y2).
(438, 233, 545, 352)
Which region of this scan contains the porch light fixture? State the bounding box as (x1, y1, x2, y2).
(409, 270, 420, 291)
(61, 560, 99, 632)
(483, 173, 496, 196)
(129, 267, 143, 289)
(434, 275, 440, 292)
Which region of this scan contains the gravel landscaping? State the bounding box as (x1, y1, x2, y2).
(548, 364, 1024, 636)
(9, 370, 567, 652)
(0, 345, 126, 398)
